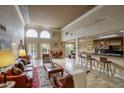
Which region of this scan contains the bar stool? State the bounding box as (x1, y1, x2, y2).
(86, 55, 96, 70)
(99, 57, 112, 77)
(78, 54, 85, 67)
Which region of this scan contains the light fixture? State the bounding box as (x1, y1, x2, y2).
(120, 30, 124, 33)
(97, 34, 119, 39)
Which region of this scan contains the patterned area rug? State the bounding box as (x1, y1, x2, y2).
(38, 66, 54, 88)
(32, 67, 40, 88)
(32, 66, 53, 88)
(32, 66, 70, 88)
(32, 67, 53, 88)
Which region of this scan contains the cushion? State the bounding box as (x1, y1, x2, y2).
(6, 69, 13, 76)
(43, 57, 50, 62)
(12, 67, 22, 75)
(25, 67, 33, 71)
(21, 59, 30, 65)
(15, 61, 25, 72)
(15, 63, 19, 68)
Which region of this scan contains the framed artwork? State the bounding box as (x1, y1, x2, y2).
(0, 36, 11, 50)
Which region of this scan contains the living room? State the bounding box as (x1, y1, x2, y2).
(0, 4, 124, 89)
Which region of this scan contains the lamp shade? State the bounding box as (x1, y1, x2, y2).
(19, 49, 26, 57)
(0, 50, 15, 68)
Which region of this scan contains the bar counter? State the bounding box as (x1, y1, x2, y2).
(80, 52, 124, 78)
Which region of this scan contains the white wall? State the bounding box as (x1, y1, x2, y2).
(0, 5, 24, 58)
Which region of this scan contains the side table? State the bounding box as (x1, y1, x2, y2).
(0, 81, 16, 88)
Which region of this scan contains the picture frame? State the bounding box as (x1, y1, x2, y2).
(0, 36, 11, 50)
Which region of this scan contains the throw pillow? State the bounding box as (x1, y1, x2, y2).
(44, 57, 50, 62)
(15, 63, 18, 68)
(21, 59, 29, 65)
(18, 62, 25, 72)
(12, 67, 22, 75)
(6, 69, 13, 76)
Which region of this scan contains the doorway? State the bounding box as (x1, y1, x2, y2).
(40, 43, 50, 58)
(65, 43, 75, 57)
(27, 44, 37, 59)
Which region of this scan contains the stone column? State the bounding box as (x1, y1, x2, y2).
(37, 43, 41, 59)
(75, 38, 79, 63)
(37, 31, 41, 59)
(120, 30, 124, 57)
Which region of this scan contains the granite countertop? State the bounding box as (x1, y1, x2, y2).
(80, 52, 124, 58)
(92, 53, 124, 58)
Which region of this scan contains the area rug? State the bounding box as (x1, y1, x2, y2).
(32, 66, 53, 88)
(38, 66, 54, 88)
(32, 67, 40, 88)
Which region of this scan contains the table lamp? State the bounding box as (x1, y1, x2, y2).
(0, 50, 15, 83)
(19, 49, 26, 57)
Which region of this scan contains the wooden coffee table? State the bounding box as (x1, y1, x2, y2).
(44, 63, 64, 80)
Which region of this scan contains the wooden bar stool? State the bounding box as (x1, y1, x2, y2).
(78, 54, 85, 67)
(99, 57, 112, 77)
(86, 55, 96, 70)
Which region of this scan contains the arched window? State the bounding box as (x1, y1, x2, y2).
(40, 30, 50, 39)
(26, 29, 38, 38)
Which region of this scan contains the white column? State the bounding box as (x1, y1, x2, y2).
(37, 31, 41, 59)
(37, 43, 41, 59)
(120, 30, 124, 57)
(75, 38, 79, 63)
(123, 31, 124, 57)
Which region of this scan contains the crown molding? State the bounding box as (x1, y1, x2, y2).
(14, 5, 25, 25)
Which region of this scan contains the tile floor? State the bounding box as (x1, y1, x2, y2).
(31, 58, 124, 88)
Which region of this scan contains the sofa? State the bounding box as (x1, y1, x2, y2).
(0, 59, 33, 88)
(50, 50, 63, 58)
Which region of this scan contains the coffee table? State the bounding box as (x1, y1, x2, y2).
(44, 63, 64, 80)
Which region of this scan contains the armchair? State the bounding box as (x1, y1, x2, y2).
(54, 74, 74, 88)
(42, 54, 51, 64)
(54, 70, 87, 88)
(0, 73, 32, 88)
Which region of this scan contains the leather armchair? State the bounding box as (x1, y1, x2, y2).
(54, 70, 87, 88)
(42, 54, 51, 64)
(0, 73, 32, 88)
(54, 74, 74, 88)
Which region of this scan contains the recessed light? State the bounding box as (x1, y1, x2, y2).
(120, 30, 124, 33)
(97, 34, 119, 39)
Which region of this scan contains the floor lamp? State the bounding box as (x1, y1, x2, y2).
(0, 50, 15, 83)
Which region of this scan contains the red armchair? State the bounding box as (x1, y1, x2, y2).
(0, 73, 32, 88)
(54, 74, 74, 88)
(42, 54, 51, 64)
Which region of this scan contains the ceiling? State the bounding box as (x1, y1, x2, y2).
(27, 5, 95, 29)
(62, 6, 124, 41)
